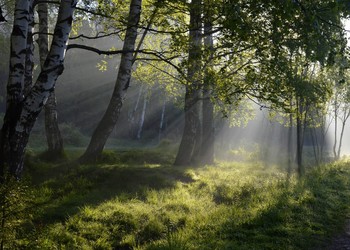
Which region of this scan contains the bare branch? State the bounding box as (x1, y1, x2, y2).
(70, 31, 123, 40)
(140, 61, 185, 84)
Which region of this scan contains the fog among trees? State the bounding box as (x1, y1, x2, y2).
(1, 0, 350, 248)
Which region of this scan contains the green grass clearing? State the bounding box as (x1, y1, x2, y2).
(2, 150, 350, 249)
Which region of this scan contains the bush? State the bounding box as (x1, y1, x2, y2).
(59, 123, 87, 147)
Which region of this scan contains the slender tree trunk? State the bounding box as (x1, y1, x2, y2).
(128, 84, 143, 138)
(80, 0, 142, 162)
(200, 19, 215, 165)
(320, 112, 332, 162)
(296, 115, 303, 175)
(296, 98, 304, 177)
(44, 93, 63, 156)
(191, 92, 202, 164)
(313, 126, 320, 162)
(333, 95, 338, 159)
(37, 2, 48, 67)
(158, 97, 166, 142)
(37, 2, 64, 157)
(310, 127, 319, 166)
(137, 90, 148, 140)
(287, 112, 293, 176)
(23, 0, 34, 96)
(337, 111, 350, 159)
(174, 0, 202, 166)
(0, 0, 77, 179)
(337, 121, 345, 159)
(300, 107, 308, 156)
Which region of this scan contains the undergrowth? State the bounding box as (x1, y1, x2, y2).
(3, 151, 350, 249)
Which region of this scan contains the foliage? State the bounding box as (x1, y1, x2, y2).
(27, 122, 88, 150)
(59, 123, 88, 147)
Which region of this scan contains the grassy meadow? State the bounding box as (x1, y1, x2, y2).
(2, 146, 350, 249)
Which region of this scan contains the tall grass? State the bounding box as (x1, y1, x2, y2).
(5, 151, 350, 249)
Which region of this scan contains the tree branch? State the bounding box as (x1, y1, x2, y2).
(34, 0, 113, 19)
(69, 31, 123, 40)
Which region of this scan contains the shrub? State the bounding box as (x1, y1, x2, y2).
(59, 123, 87, 147)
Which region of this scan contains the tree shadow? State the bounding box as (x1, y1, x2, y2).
(25, 151, 195, 226)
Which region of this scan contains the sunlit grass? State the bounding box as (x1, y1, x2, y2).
(8, 151, 350, 249)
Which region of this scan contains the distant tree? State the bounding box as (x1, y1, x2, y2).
(330, 55, 350, 160)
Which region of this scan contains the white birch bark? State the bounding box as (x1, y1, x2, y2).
(7, 0, 78, 177)
(37, 2, 49, 68)
(7, 0, 30, 105)
(23, 0, 34, 96)
(0, 0, 30, 179)
(38, 2, 64, 156)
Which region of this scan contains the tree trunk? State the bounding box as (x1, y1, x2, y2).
(80, 0, 142, 162)
(0, 0, 31, 180)
(200, 19, 215, 165)
(337, 110, 350, 160)
(137, 90, 148, 140)
(0, 0, 77, 179)
(128, 84, 143, 139)
(287, 111, 293, 176)
(333, 92, 339, 160)
(191, 92, 202, 164)
(158, 97, 166, 142)
(296, 98, 304, 177)
(44, 93, 64, 157)
(310, 127, 319, 166)
(174, 0, 202, 166)
(320, 111, 332, 162)
(23, 0, 34, 96)
(37, 2, 64, 157)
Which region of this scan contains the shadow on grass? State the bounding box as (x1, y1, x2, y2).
(24, 149, 195, 226)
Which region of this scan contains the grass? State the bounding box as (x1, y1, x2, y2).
(3, 149, 350, 249)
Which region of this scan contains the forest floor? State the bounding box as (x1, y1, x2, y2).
(3, 148, 350, 249)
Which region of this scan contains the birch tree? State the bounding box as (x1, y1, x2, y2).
(0, 0, 78, 179)
(37, 2, 64, 158)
